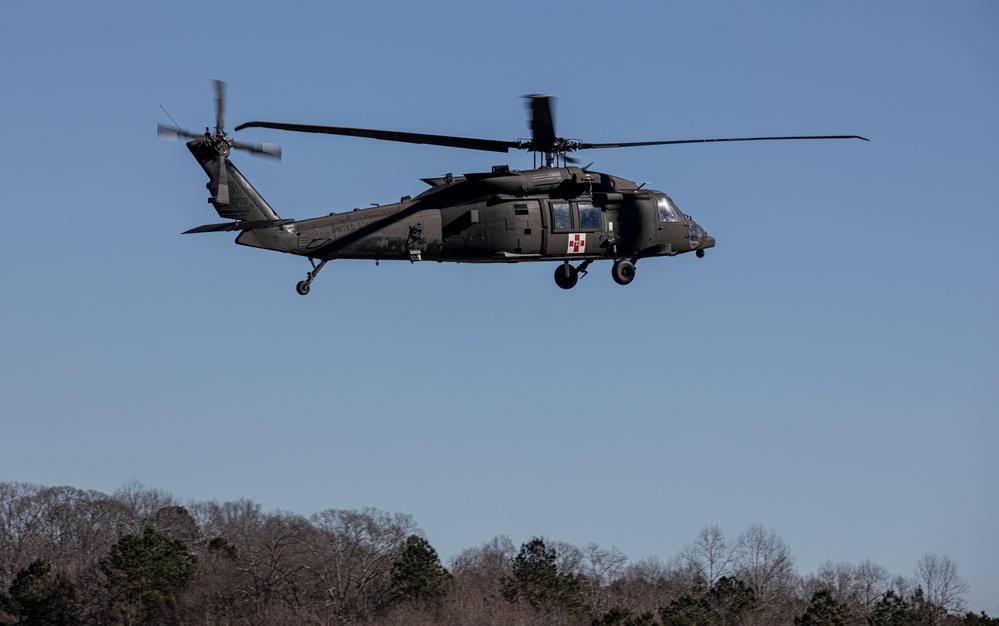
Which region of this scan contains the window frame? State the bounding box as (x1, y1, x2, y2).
(550, 201, 574, 231)
(549, 200, 603, 232)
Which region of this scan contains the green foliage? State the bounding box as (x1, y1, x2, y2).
(868, 590, 911, 626)
(658, 579, 757, 626)
(505, 537, 583, 611)
(1, 559, 75, 625)
(207, 536, 237, 560)
(707, 576, 757, 626)
(596, 606, 660, 626)
(100, 527, 196, 618)
(659, 595, 712, 626)
(390, 534, 453, 602)
(795, 589, 852, 626)
(907, 587, 948, 626)
(964, 612, 999, 625)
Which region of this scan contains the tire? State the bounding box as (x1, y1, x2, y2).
(612, 259, 636, 285)
(296, 281, 311, 296)
(554, 264, 579, 290)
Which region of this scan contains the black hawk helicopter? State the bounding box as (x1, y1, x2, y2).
(159, 81, 867, 295)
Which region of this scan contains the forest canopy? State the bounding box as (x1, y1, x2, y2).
(0, 481, 988, 626)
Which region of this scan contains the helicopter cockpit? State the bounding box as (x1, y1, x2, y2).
(654, 193, 713, 253)
(655, 194, 684, 223)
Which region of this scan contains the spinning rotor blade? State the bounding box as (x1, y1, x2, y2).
(581, 135, 870, 149)
(158, 123, 281, 158)
(235, 94, 866, 163)
(525, 94, 557, 151)
(231, 139, 283, 159)
(213, 79, 225, 132)
(157, 124, 202, 142)
(235, 120, 517, 154)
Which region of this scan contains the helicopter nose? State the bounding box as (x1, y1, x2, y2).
(703, 235, 716, 249)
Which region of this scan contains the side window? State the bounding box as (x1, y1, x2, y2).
(551, 202, 572, 231)
(578, 202, 601, 230)
(657, 196, 681, 222)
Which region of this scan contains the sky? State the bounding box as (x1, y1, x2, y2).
(1, 0, 996, 614)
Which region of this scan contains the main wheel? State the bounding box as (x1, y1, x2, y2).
(296, 280, 311, 296)
(554, 264, 579, 289)
(612, 259, 636, 285)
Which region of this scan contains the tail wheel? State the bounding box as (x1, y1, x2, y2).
(612, 259, 636, 285)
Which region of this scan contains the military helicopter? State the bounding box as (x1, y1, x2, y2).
(159, 81, 867, 295)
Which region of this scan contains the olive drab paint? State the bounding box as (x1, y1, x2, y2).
(160, 82, 866, 295)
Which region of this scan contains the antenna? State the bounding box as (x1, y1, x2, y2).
(159, 105, 183, 135)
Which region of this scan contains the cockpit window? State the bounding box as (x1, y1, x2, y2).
(657, 196, 682, 222)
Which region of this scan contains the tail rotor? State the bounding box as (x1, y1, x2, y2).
(158, 80, 281, 204)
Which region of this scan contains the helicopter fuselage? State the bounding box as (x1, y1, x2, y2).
(235, 164, 715, 269)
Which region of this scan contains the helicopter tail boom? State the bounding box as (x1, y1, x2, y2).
(186, 139, 281, 225)
(183, 140, 298, 253)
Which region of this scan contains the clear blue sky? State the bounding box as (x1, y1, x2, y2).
(2, 0, 996, 614)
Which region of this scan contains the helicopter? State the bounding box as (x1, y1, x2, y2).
(159, 81, 867, 295)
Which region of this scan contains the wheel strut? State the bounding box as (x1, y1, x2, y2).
(296, 258, 329, 296)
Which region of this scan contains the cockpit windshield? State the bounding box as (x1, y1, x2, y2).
(656, 196, 683, 223)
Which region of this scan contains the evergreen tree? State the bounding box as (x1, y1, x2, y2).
(659, 594, 712, 626)
(868, 590, 910, 626)
(707, 576, 757, 626)
(596, 605, 660, 626)
(795, 589, 852, 626)
(100, 527, 196, 623)
(964, 612, 999, 626)
(390, 534, 453, 602)
(504, 537, 583, 612)
(1, 559, 75, 626)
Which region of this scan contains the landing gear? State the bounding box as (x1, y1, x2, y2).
(612, 259, 636, 285)
(296, 258, 328, 296)
(554, 262, 578, 290)
(553, 260, 592, 289)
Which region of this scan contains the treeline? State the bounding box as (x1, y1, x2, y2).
(0, 481, 992, 626)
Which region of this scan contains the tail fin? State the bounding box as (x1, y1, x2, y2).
(188, 140, 281, 224)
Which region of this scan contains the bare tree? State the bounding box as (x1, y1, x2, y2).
(803, 559, 892, 622)
(446, 536, 532, 626)
(111, 480, 176, 534)
(734, 524, 798, 624)
(0, 482, 47, 589)
(913, 552, 968, 616)
(303, 507, 418, 624)
(605, 555, 681, 616)
(675, 525, 735, 590)
(575, 543, 628, 616)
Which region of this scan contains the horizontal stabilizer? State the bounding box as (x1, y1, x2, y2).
(183, 219, 294, 234)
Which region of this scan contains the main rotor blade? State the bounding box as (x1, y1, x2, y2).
(235, 120, 518, 154)
(581, 135, 869, 149)
(525, 94, 556, 149)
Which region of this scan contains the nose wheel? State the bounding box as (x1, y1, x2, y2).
(296, 258, 329, 296)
